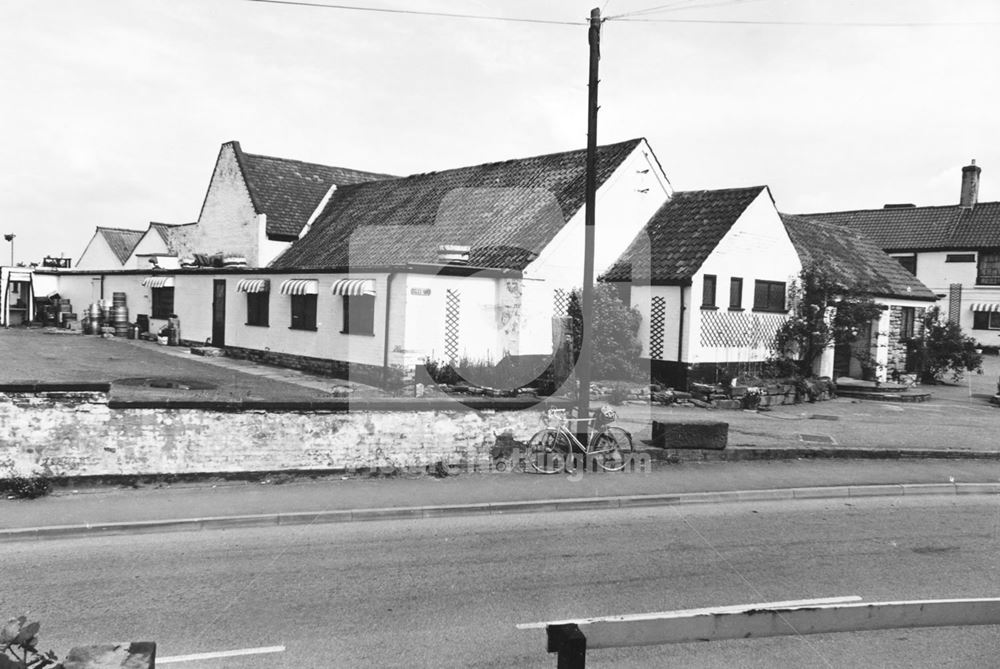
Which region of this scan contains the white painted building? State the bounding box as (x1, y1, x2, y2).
(605, 186, 800, 387)
(44, 138, 673, 388)
(799, 161, 1000, 348)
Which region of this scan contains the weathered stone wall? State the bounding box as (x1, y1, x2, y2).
(886, 306, 927, 378)
(0, 392, 550, 478)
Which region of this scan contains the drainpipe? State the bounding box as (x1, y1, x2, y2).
(100, 273, 106, 301)
(677, 285, 686, 360)
(382, 272, 396, 385)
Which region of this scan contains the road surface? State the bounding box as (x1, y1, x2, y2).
(3, 495, 999, 667)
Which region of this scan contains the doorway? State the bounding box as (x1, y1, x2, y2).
(212, 279, 226, 347)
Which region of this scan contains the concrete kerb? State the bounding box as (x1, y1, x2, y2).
(2, 482, 998, 543)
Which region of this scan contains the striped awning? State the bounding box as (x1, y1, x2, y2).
(330, 278, 376, 296)
(142, 276, 175, 288)
(236, 279, 270, 294)
(279, 279, 319, 295)
(970, 303, 1000, 312)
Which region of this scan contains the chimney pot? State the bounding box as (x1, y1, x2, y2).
(960, 159, 981, 209)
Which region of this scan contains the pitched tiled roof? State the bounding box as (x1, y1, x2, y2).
(798, 202, 1000, 251)
(602, 186, 766, 283)
(271, 139, 644, 271)
(233, 144, 397, 239)
(96, 227, 145, 265)
(781, 215, 937, 301)
(149, 222, 196, 254)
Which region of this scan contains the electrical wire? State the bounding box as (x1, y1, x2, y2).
(245, 0, 586, 26)
(611, 16, 999, 26)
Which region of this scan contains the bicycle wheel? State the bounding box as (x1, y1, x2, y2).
(590, 426, 634, 472)
(526, 428, 571, 474)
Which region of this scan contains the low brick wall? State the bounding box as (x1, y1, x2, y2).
(0, 391, 558, 479)
(223, 345, 387, 387)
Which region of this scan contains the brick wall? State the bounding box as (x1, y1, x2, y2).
(223, 345, 388, 387)
(0, 392, 551, 479)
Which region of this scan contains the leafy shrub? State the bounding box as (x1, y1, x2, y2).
(2, 474, 52, 500)
(567, 284, 644, 381)
(908, 307, 983, 383)
(2, 615, 62, 668)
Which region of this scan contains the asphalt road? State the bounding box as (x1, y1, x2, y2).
(3, 496, 999, 668)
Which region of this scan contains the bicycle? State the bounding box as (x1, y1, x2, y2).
(526, 406, 634, 474)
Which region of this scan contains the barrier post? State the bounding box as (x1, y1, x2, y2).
(547, 623, 587, 669)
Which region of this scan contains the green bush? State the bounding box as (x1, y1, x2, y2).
(2, 474, 53, 500)
(908, 307, 983, 383)
(567, 284, 644, 381)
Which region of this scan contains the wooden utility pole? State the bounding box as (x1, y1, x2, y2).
(577, 7, 601, 446)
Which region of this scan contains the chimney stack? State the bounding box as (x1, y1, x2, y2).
(960, 159, 980, 209)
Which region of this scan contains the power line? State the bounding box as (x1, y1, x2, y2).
(245, 0, 586, 26)
(611, 16, 1000, 27)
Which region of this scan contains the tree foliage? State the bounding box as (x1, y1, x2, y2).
(772, 261, 883, 377)
(908, 307, 983, 383)
(568, 284, 644, 381)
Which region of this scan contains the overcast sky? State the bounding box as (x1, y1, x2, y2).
(2, 0, 999, 265)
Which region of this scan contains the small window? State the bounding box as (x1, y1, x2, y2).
(945, 253, 976, 263)
(729, 277, 743, 309)
(246, 292, 269, 327)
(892, 254, 917, 276)
(342, 295, 375, 335)
(151, 287, 174, 319)
(290, 294, 317, 330)
(900, 307, 915, 339)
(701, 274, 717, 308)
(753, 280, 786, 312)
(977, 251, 1000, 286)
(972, 311, 1000, 330)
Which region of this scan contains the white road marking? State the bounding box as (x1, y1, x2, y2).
(158, 645, 285, 663)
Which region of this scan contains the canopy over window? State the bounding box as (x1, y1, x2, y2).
(142, 276, 175, 288)
(970, 303, 1000, 312)
(330, 278, 376, 297)
(279, 279, 319, 295)
(236, 279, 270, 294)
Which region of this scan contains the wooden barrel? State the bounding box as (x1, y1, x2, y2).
(112, 292, 127, 305)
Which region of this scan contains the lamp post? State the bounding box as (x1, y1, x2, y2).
(3, 233, 13, 266)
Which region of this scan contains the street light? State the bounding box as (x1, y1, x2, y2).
(3, 233, 13, 266)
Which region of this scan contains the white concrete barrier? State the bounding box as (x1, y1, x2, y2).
(519, 596, 1000, 667)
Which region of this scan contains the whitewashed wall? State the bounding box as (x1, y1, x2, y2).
(631, 284, 685, 362)
(688, 190, 800, 364)
(521, 139, 673, 357)
(911, 251, 977, 293)
(180, 144, 260, 266)
(126, 230, 169, 268)
(75, 236, 126, 270)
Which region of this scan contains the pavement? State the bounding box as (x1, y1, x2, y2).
(2, 327, 1000, 540)
(3, 460, 1000, 541)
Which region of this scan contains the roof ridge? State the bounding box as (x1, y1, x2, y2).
(96, 226, 145, 233)
(800, 200, 1000, 217)
(395, 138, 644, 181)
(241, 151, 396, 177)
(674, 185, 767, 196)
